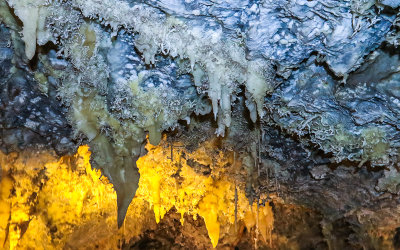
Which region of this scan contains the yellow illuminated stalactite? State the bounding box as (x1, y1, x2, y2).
(150, 174, 162, 223)
(244, 202, 274, 246)
(9, 226, 20, 250)
(38, 145, 119, 233)
(198, 192, 221, 248)
(0, 146, 132, 249)
(197, 179, 238, 248)
(136, 139, 275, 248)
(1, 151, 56, 250)
(0, 141, 275, 249)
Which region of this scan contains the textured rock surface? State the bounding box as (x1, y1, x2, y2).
(1, 0, 400, 248)
(0, 24, 75, 155)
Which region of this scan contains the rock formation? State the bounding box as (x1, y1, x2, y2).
(1, 0, 400, 248)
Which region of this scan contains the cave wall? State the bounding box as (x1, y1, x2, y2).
(1, 0, 400, 249)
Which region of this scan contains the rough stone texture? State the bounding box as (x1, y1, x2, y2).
(124, 205, 328, 250)
(264, 56, 400, 165)
(141, 0, 394, 76)
(1, 0, 400, 248)
(0, 24, 76, 155)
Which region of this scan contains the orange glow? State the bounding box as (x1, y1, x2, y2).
(0, 141, 274, 249)
(244, 202, 274, 246)
(136, 139, 274, 247)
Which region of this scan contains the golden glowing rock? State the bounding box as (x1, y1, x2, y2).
(0, 146, 126, 249)
(0, 173, 13, 248)
(135, 139, 274, 248)
(0, 141, 275, 248)
(244, 202, 274, 245)
(198, 189, 221, 248)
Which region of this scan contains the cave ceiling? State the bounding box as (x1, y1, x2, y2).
(1, 0, 400, 249)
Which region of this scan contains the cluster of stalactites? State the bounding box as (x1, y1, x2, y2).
(5, 0, 273, 136)
(2, 0, 276, 230)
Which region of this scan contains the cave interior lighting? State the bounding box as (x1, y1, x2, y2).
(1, 0, 400, 249)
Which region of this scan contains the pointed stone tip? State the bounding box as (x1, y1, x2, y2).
(117, 218, 124, 229)
(112, 161, 140, 228)
(117, 194, 130, 229)
(116, 184, 139, 228)
(117, 213, 125, 229)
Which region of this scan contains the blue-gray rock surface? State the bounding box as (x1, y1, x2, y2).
(2, 0, 400, 248)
